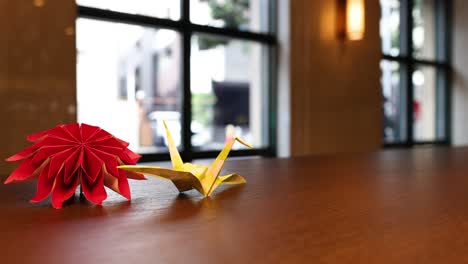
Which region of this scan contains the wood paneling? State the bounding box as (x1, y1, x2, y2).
(0, 0, 76, 174)
(453, 0, 468, 146)
(290, 0, 382, 156)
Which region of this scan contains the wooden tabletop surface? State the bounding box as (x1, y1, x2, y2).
(2, 147, 468, 263)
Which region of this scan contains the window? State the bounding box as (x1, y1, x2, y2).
(76, 0, 276, 161)
(380, 0, 451, 146)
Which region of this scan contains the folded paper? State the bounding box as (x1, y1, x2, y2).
(118, 121, 252, 196)
(5, 123, 145, 208)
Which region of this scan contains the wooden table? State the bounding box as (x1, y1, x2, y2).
(2, 147, 468, 263)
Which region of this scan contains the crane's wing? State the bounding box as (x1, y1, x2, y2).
(117, 165, 203, 193)
(162, 120, 183, 170)
(203, 137, 252, 195)
(207, 173, 246, 196)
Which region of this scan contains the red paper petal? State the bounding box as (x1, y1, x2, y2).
(87, 130, 113, 143)
(48, 148, 77, 179)
(5, 146, 34, 162)
(117, 169, 131, 200)
(124, 148, 141, 163)
(91, 137, 125, 148)
(104, 173, 120, 194)
(31, 145, 71, 165)
(51, 169, 79, 209)
(32, 135, 76, 149)
(83, 147, 103, 183)
(90, 145, 133, 164)
(63, 148, 81, 184)
(90, 147, 120, 177)
(5, 158, 36, 184)
(63, 123, 81, 142)
(7, 135, 70, 163)
(115, 138, 130, 148)
(48, 126, 77, 142)
(81, 169, 107, 205)
(96, 144, 138, 165)
(26, 127, 57, 142)
(27, 126, 74, 143)
(30, 163, 54, 203)
(80, 123, 100, 142)
(103, 169, 131, 200)
(125, 171, 146, 180)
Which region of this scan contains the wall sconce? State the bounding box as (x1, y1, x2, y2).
(337, 0, 365, 41)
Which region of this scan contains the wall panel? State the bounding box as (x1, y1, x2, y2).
(0, 0, 76, 175)
(290, 0, 382, 156)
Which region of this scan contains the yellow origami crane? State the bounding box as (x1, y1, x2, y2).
(118, 121, 252, 196)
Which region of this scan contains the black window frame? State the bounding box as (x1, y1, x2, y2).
(77, 0, 278, 162)
(382, 0, 452, 148)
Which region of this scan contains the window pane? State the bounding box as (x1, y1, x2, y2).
(190, 0, 270, 33)
(380, 0, 400, 56)
(76, 18, 182, 153)
(413, 65, 440, 141)
(76, 0, 180, 20)
(412, 0, 436, 60)
(381, 60, 406, 143)
(191, 35, 268, 150)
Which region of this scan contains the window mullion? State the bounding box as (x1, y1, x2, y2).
(181, 0, 190, 23)
(401, 0, 414, 146)
(181, 0, 193, 161)
(439, 0, 453, 143)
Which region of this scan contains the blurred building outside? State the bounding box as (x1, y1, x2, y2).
(76, 0, 267, 153)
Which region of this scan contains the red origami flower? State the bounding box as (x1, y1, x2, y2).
(5, 123, 145, 208)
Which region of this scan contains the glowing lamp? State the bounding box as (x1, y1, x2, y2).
(337, 0, 365, 41)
